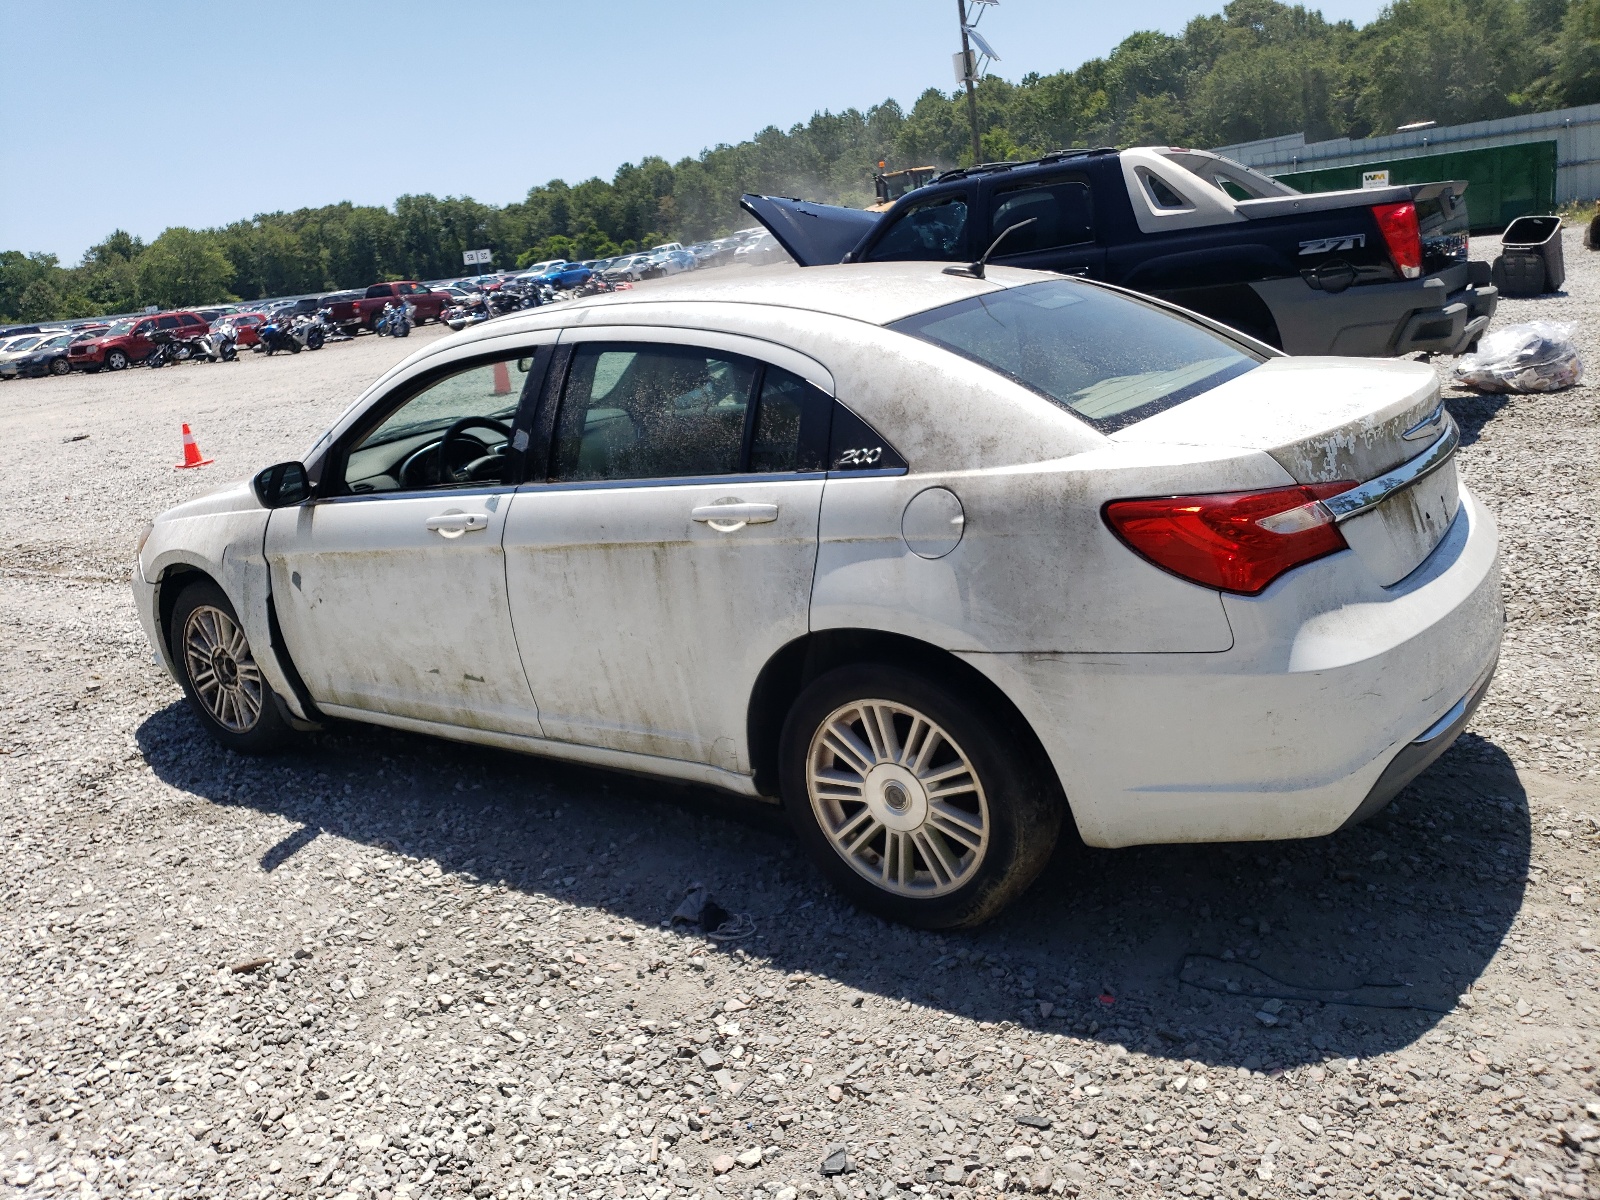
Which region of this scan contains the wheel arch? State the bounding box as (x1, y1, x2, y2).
(151, 557, 322, 729)
(746, 628, 1070, 821)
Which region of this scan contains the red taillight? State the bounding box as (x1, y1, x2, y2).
(1103, 482, 1357, 595)
(1371, 201, 1422, 280)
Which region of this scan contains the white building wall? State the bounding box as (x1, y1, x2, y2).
(1215, 103, 1600, 205)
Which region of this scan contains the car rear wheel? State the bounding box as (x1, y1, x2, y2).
(49, 358, 70, 376)
(169, 579, 291, 754)
(106, 349, 129, 371)
(779, 663, 1062, 928)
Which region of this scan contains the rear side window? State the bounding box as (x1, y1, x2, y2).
(179, 314, 203, 327)
(891, 280, 1262, 433)
(365, 285, 390, 298)
(989, 179, 1094, 254)
(156, 316, 180, 330)
(864, 194, 969, 262)
(552, 345, 758, 482)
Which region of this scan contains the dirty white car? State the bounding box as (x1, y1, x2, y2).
(134, 263, 1501, 928)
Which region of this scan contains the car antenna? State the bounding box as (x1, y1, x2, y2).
(943, 218, 1037, 280)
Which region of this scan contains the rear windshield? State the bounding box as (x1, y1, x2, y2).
(890, 279, 1262, 432)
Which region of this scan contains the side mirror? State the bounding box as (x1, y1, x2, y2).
(253, 461, 310, 509)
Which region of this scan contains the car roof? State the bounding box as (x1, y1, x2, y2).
(540, 261, 1017, 326)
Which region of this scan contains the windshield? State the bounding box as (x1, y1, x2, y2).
(890, 280, 1263, 432)
(7, 337, 43, 352)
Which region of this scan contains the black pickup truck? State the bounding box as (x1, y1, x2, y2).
(741, 146, 1497, 357)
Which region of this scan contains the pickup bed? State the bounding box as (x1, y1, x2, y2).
(324, 282, 449, 334)
(741, 146, 1497, 357)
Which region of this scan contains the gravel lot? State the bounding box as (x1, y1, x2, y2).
(1, 242, 1596, 1200)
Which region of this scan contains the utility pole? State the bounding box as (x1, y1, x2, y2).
(957, 0, 982, 167)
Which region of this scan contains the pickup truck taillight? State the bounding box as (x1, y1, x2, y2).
(1103, 483, 1357, 595)
(1371, 201, 1423, 280)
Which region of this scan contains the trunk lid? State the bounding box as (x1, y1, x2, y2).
(1112, 357, 1461, 586)
(739, 194, 880, 267)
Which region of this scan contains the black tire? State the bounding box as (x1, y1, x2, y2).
(168, 578, 292, 754)
(779, 663, 1062, 929)
(49, 358, 70, 376)
(106, 349, 129, 371)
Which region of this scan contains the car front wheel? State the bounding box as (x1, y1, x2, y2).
(169, 579, 291, 753)
(106, 349, 129, 371)
(780, 663, 1062, 928)
(49, 358, 71, 376)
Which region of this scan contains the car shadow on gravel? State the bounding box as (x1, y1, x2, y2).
(1444, 389, 1512, 447)
(136, 704, 1529, 1074)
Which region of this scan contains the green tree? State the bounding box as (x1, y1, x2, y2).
(135, 228, 235, 310)
(1556, 0, 1600, 103)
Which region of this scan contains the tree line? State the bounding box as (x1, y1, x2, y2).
(4, 0, 1593, 322)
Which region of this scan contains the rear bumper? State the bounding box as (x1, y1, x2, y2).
(962, 487, 1502, 848)
(1339, 653, 1497, 829)
(1253, 263, 1499, 357)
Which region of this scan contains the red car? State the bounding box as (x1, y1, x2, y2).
(68, 311, 211, 372)
(219, 312, 266, 348)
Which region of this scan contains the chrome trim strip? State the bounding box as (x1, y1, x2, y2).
(515, 471, 826, 494)
(1411, 693, 1470, 744)
(1411, 654, 1497, 745)
(1323, 414, 1459, 525)
(1401, 400, 1447, 440)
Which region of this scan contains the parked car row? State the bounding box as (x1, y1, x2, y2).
(1, 228, 787, 383)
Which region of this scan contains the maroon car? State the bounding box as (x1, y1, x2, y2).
(69, 311, 211, 372)
(322, 282, 448, 335)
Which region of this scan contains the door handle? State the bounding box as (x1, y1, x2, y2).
(424, 511, 489, 538)
(691, 501, 779, 531)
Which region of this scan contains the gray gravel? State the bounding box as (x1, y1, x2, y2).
(0, 255, 1596, 1200)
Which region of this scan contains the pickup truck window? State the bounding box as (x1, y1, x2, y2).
(864, 194, 968, 262)
(890, 279, 1262, 433)
(1141, 170, 1191, 210)
(365, 285, 390, 299)
(990, 180, 1094, 254)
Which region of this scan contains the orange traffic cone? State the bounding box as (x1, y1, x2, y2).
(492, 360, 512, 395)
(174, 423, 214, 470)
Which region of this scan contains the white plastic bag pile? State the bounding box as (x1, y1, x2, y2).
(1453, 321, 1583, 394)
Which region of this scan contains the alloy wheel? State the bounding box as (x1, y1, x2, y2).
(182, 604, 265, 733)
(807, 699, 990, 897)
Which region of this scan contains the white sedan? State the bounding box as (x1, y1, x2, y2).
(133, 263, 1501, 928)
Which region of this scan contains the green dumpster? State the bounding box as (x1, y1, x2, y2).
(1272, 140, 1557, 234)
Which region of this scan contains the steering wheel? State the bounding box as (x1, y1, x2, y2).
(439, 417, 514, 484)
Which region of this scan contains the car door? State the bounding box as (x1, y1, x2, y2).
(502, 330, 831, 771)
(265, 343, 553, 736)
(983, 174, 1107, 279)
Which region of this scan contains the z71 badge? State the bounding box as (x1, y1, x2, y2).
(1299, 234, 1366, 255)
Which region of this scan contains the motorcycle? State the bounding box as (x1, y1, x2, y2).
(443, 299, 489, 333)
(144, 327, 207, 368)
(375, 299, 413, 338)
(314, 307, 352, 342)
(299, 313, 326, 351)
(198, 322, 239, 362)
(257, 319, 303, 355)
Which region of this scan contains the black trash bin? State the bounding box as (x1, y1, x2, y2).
(1494, 215, 1564, 294)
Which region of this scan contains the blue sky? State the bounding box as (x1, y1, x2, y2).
(1, 0, 1389, 261)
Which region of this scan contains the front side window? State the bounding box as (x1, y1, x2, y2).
(891, 280, 1262, 432)
(156, 316, 180, 330)
(342, 356, 533, 493)
(551, 345, 757, 482)
(864, 194, 969, 262)
(989, 180, 1094, 254)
